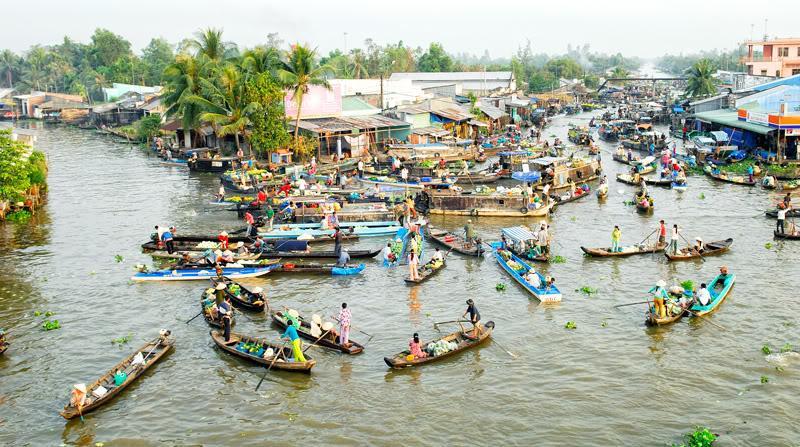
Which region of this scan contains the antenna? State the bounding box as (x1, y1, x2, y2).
(763, 18, 768, 42)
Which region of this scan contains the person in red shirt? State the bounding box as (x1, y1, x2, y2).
(218, 231, 229, 250)
(278, 179, 292, 197)
(257, 188, 267, 204)
(244, 211, 255, 237)
(658, 220, 667, 245)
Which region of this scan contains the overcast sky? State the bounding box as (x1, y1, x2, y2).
(2, 0, 796, 59)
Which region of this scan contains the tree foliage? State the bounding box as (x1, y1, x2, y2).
(0, 129, 47, 202)
(417, 43, 453, 72)
(244, 73, 289, 156)
(685, 59, 719, 98)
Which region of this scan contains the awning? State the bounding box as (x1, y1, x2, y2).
(468, 119, 488, 127)
(511, 171, 542, 182)
(694, 109, 775, 136)
(501, 226, 537, 243)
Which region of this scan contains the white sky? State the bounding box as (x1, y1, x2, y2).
(2, 0, 796, 58)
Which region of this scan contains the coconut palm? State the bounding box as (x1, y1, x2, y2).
(349, 49, 369, 79)
(190, 28, 237, 63)
(188, 65, 258, 155)
(0, 50, 19, 88)
(241, 46, 281, 77)
(163, 54, 207, 148)
(277, 44, 332, 149)
(22, 46, 49, 91)
(685, 59, 718, 98)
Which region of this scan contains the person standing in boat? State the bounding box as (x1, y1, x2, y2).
(160, 227, 175, 254)
(464, 220, 476, 247)
(332, 226, 343, 258)
(669, 224, 680, 255)
(408, 250, 420, 281)
(462, 299, 482, 339)
(281, 320, 307, 363)
(337, 303, 352, 348)
(357, 159, 364, 178)
(777, 204, 787, 234)
(658, 220, 667, 246)
(649, 280, 669, 319)
(244, 210, 256, 237)
(336, 248, 350, 268)
(217, 183, 225, 202)
(611, 225, 621, 253)
(537, 223, 549, 255)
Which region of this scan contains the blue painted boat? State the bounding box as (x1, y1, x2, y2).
(131, 265, 277, 282)
(259, 224, 401, 239)
(690, 273, 735, 316)
(332, 263, 366, 276)
(490, 242, 562, 302)
(393, 227, 425, 265)
(671, 181, 688, 192)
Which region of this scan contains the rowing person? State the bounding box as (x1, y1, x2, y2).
(409, 333, 428, 359)
(336, 248, 350, 268)
(382, 242, 396, 266)
(462, 299, 482, 339)
(696, 283, 711, 306)
(464, 220, 476, 246)
(649, 280, 669, 319)
(176, 252, 194, 268)
(611, 225, 621, 253)
(69, 383, 90, 415)
(281, 319, 307, 362)
(524, 268, 542, 288)
(658, 220, 667, 246)
(337, 303, 352, 348)
(693, 237, 705, 254)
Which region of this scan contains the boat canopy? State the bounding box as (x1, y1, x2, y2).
(502, 226, 537, 243)
(694, 136, 715, 145)
(511, 171, 542, 182)
(709, 131, 729, 143)
(531, 156, 567, 166)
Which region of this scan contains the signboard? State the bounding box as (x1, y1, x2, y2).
(746, 111, 769, 126)
(785, 128, 800, 136)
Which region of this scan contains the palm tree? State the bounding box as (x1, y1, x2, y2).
(190, 28, 237, 63)
(188, 65, 257, 155)
(278, 44, 332, 150)
(685, 59, 718, 98)
(349, 49, 369, 79)
(22, 46, 49, 91)
(241, 46, 281, 77)
(609, 66, 629, 86)
(163, 54, 207, 148)
(0, 50, 18, 88)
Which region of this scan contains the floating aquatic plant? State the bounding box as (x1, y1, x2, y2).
(671, 426, 717, 447)
(575, 286, 597, 296)
(115, 254, 124, 263)
(600, 320, 608, 328)
(698, 193, 705, 200)
(42, 319, 61, 331)
(564, 321, 577, 329)
(550, 255, 566, 264)
(764, 242, 773, 250)
(781, 342, 793, 353)
(495, 283, 506, 291)
(112, 333, 133, 345)
(762, 344, 772, 355)
(760, 375, 769, 384)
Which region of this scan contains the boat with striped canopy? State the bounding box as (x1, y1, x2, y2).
(490, 241, 561, 302)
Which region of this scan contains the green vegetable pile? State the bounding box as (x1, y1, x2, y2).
(495, 283, 506, 291)
(761, 344, 772, 355)
(680, 280, 694, 292)
(417, 160, 435, 169)
(550, 256, 566, 264)
(671, 426, 717, 447)
(564, 321, 577, 329)
(764, 242, 773, 250)
(6, 210, 32, 223)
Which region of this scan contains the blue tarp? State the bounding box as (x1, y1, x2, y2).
(511, 171, 542, 182)
(672, 106, 685, 113)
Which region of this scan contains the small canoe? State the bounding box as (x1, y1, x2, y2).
(774, 230, 800, 240)
(703, 166, 756, 186)
(491, 242, 562, 302)
(262, 262, 366, 275)
(257, 225, 402, 240)
(427, 226, 484, 256)
(617, 173, 672, 187)
(645, 293, 695, 326)
(455, 172, 501, 184)
(271, 310, 363, 355)
(635, 200, 652, 213)
(210, 330, 316, 372)
(383, 321, 495, 368)
(200, 290, 237, 328)
(131, 265, 277, 282)
(60, 333, 174, 419)
(553, 189, 591, 206)
(690, 273, 735, 316)
(405, 258, 446, 284)
(210, 277, 267, 312)
(665, 238, 733, 261)
(0, 343, 7, 355)
(581, 242, 666, 257)
(616, 173, 640, 185)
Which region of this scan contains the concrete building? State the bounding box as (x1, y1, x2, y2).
(102, 83, 162, 102)
(389, 71, 515, 96)
(329, 79, 430, 109)
(744, 38, 800, 77)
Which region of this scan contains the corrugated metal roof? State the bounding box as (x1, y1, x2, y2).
(429, 106, 473, 122)
(390, 72, 513, 82)
(292, 115, 411, 134)
(396, 104, 430, 114)
(0, 88, 14, 99)
(502, 226, 537, 243)
(693, 109, 775, 135)
(476, 102, 506, 119)
(410, 126, 449, 136)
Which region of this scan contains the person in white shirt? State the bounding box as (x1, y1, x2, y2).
(669, 224, 680, 255)
(400, 167, 409, 182)
(432, 247, 444, 262)
(357, 159, 364, 178)
(525, 269, 542, 288)
(537, 224, 549, 255)
(777, 206, 787, 234)
(297, 177, 307, 193)
(696, 283, 711, 306)
(542, 183, 551, 205)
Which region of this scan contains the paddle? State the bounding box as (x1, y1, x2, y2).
(685, 308, 726, 330)
(489, 338, 518, 359)
(613, 300, 652, 308)
(185, 311, 203, 324)
(433, 320, 471, 331)
(255, 341, 287, 392)
(330, 315, 374, 340)
(303, 330, 331, 353)
(637, 229, 657, 246)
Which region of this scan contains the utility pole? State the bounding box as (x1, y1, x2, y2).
(380, 75, 384, 110)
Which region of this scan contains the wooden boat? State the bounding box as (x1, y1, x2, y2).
(491, 242, 562, 302)
(210, 277, 267, 312)
(703, 165, 756, 186)
(383, 321, 495, 368)
(188, 157, 236, 172)
(645, 292, 695, 326)
(267, 262, 366, 275)
(210, 330, 316, 372)
(427, 225, 484, 256)
(765, 209, 800, 219)
(635, 197, 652, 213)
(774, 230, 800, 240)
(553, 188, 591, 206)
(149, 246, 380, 260)
(612, 154, 656, 174)
(454, 171, 501, 184)
(581, 242, 666, 257)
(131, 265, 277, 282)
(258, 224, 401, 239)
(404, 258, 446, 284)
(271, 310, 363, 355)
(200, 290, 237, 328)
(671, 181, 688, 191)
(690, 273, 736, 316)
(665, 238, 733, 261)
(60, 332, 174, 419)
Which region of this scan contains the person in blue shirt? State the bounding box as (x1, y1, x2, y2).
(336, 248, 350, 267)
(281, 323, 306, 362)
(217, 295, 233, 341)
(161, 228, 175, 254)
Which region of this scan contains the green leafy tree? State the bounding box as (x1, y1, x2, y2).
(141, 38, 174, 85)
(90, 29, 132, 68)
(545, 57, 584, 80)
(22, 46, 49, 91)
(528, 69, 557, 93)
(685, 59, 719, 98)
(0, 129, 32, 202)
(242, 46, 281, 77)
(163, 54, 207, 148)
(417, 43, 453, 72)
(190, 28, 237, 63)
(0, 49, 20, 88)
(278, 44, 331, 151)
(136, 113, 163, 141)
(244, 72, 289, 156)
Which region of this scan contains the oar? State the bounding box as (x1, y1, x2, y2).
(637, 229, 657, 246)
(330, 315, 373, 340)
(303, 330, 331, 353)
(685, 308, 726, 330)
(490, 338, 518, 359)
(433, 320, 471, 331)
(255, 341, 287, 391)
(185, 311, 203, 324)
(613, 300, 651, 308)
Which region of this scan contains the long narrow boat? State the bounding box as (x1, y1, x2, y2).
(200, 289, 236, 328)
(257, 224, 401, 239)
(404, 258, 446, 284)
(765, 209, 800, 219)
(141, 237, 336, 252)
(490, 242, 562, 302)
(427, 226, 484, 256)
(552, 188, 592, 206)
(645, 292, 695, 326)
(774, 230, 800, 239)
(690, 273, 736, 316)
(383, 321, 495, 368)
(612, 154, 657, 174)
(131, 265, 277, 282)
(210, 330, 316, 372)
(664, 238, 733, 261)
(210, 277, 267, 312)
(581, 242, 666, 257)
(263, 262, 366, 275)
(149, 247, 380, 260)
(271, 310, 364, 355)
(60, 332, 174, 419)
(454, 172, 502, 184)
(703, 165, 756, 186)
(617, 173, 672, 187)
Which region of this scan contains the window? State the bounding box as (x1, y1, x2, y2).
(780, 47, 790, 57)
(797, 47, 800, 57)
(793, 69, 800, 76)
(761, 70, 768, 75)
(777, 70, 781, 77)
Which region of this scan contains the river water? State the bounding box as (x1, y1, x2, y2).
(1, 114, 798, 446)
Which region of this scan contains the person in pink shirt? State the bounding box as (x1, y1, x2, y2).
(337, 302, 352, 348)
(409, 333, 427, 359)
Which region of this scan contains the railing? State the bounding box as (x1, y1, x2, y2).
(743, 55, 800, 63)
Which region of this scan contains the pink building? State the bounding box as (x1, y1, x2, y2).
(744, 38, 800, 77)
